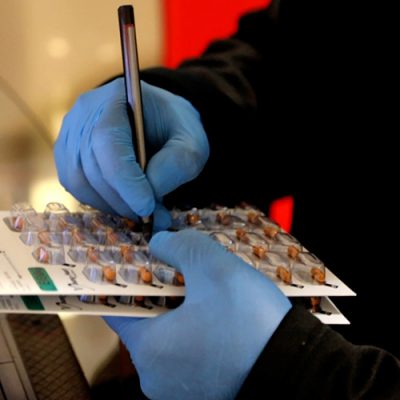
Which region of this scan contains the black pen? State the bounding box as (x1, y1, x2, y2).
(118, 5, 153, 240)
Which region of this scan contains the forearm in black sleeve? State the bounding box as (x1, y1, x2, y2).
(140, 6, 287, 210)
(237, 306, 400, 399)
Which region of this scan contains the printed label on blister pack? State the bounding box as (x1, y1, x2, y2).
(21, 295, 45, 310)
(28, 267, 57, 291)
(0, 203, 355, 299)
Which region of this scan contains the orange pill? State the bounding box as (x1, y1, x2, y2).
(87, 247, 99, 263)
(120, 245, 133, 263)
(263, 226, 278, 239)
(35, 246, 50, 263)
(235, 228, 248, 242)
(276, 266, 292, 284)
(13, 216, 25, 231)
(103, 266, 116, 282)
(288, 245, 300, 259)
(38, 231, 51, 245)
(105, 228, 119, 245)
(122, 218, 136, 230)
(311, 267, 325, 284)
(252, 245, 267, 259)
(309, 296, 322, 313)
(175, 272, 185, 286)
(247, 211, 260, 224)
(139, 267, 152, 283)
(186, 212, 200, 225)
(216, 212, 231, 225)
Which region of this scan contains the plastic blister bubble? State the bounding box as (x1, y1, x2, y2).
(7, 202, 38, 232)
(294, 252, 326, 285)
(43, 202, 70, 231)
(82, 263, 104, 283)
(6, 200, 336, 291)
(153, 262, 184, 286)
(32, 244, 65, 265)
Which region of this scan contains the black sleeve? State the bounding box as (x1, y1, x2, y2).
(138, 2, 400, 398)
(140, 3, 400, 396)
(140, 5, 285, 211)
(237, 306, 400, 399)
(140, 0, 354, 211)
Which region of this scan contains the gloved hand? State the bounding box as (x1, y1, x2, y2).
(54, 78, 209, 230)
(105, 229, 292, 400)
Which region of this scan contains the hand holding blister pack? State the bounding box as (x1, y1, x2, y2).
(105, 229, 292, 400)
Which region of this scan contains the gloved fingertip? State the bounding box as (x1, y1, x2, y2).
(134, 197, 156, 218)
(103, 316, 144, 333)
(102, 316, 129, 332)
(152, 205, 172, 232)
(149, 231, 175, 251)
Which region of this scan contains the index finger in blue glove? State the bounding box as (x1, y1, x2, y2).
(81, 99, 155, 217)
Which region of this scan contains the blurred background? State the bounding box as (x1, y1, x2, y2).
(0, 0, 269, 396)
(0, 0, 164, 213)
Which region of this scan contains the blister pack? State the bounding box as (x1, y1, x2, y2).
(0, 202, 354, 322)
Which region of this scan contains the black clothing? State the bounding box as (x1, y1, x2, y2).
(141, 0, 400, 397)
(238, 306, 400, 399)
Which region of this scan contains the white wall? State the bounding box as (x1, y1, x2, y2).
(0, 0, 164, 142)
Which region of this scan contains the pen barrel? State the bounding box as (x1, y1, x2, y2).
(118, 5, 147, 170)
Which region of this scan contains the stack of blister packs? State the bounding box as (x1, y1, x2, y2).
(0, 202, 355, 324)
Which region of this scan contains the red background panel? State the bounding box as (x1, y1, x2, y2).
(163, 0, 271, 67)
(162, 0, 293, 231)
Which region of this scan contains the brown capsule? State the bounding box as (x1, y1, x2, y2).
(134, 296, 145, 306)
(35, 246, 50, 264)
(38, 231, 51, 246)
(216, 212, 231, 225)
(122, 218, 136, 230)
(252, 245, 268, 259)
(71, 227, 84, 244)
(57, 216, 68, 230)
(13, 216, 25, 231)
(235, 228, 248, 242)
(120, 245, 133, 263)
(139, 267, 152, 284)
(310, 296, 322, 313)
(103, 266, 116, 282)
(87, 246, 99, 263)
(311, 267, 325, 284)
(175, 272, 185, 286)
(287, 245, 300, 259)
(105, 228, 118, 245)
(186, 212, 200, 225)
(263, 226, 278, 239)
(276, 266, 292, 284)
(247, 211, 260, 225)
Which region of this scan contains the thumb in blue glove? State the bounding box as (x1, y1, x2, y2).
(105, 229, 291, 400)
(54, 78, 209, 230)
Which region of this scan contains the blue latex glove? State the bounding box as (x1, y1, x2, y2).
(54, 78, 209, 230)
(105, 230, 292, 400)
